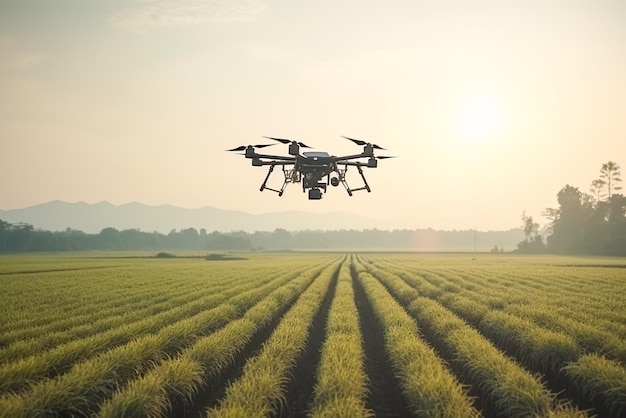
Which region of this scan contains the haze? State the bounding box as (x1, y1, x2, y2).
(1, 1, 625, 231)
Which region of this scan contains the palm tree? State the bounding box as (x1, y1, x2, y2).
(599, 161, 622, 199)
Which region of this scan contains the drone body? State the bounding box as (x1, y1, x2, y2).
(227, 136, 394, 200)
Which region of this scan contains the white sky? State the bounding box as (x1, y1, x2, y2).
(1, 0, 625, 230)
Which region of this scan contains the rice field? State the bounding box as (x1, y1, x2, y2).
(0, 252, 624, 417)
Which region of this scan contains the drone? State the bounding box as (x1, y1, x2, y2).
(227, 136, 394, 200)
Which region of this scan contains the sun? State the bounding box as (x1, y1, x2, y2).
(458, 95, 504, 142)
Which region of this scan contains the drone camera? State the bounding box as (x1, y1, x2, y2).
(330, 177, 340, 187)
(308, 188, 323, 200)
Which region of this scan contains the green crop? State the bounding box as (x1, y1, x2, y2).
(309, 258, 372, 417)
(0, 252, 623, 417)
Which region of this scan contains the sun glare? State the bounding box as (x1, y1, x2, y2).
(458, 96, 503, 142)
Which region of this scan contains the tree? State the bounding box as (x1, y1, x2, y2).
(599, 161, 622, 200)
(543, 169, 626, 255)
(545, 185, 589, 253)
(271, 228, 293, 249)
(516, 211, 545, 253)
(607, 194, 626, 225)
(99, 227, 121, 249)
(0, 220, 10, 252)
(13, 223, 34, 252)
(589, 178, 606, 203)
(541, 207, 558, 235)
(521, 211, 539, 241)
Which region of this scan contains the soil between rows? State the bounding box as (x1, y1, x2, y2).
(172, 264, 340, 418)
(350, 264, 413, 417)
(366, 266, 600, 417)
(278, 263, 340, 417)
(171, 260, 601, 418)
(170, 283, 304, 417)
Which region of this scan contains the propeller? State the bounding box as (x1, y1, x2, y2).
(375, 156, 396, 159)
(342, 136, 385, 150)
(226, 144, 274, 152)
(264, 136, 312, 148)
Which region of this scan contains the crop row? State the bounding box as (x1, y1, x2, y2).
(97, 258, 339, 417)
(0, 266, 178, 333)
(308, 257, 371, 417)
(1, 253, 623, 417)
(207, 257, 342, 416)
(360, 256, 584, 417)
(352, 258, 480, 417)
(372, 256, 625, 332)
(359, 255, 625, 417)
(1, 256, 324, 344)
(0, 261, 317, 395)
(0, 260, 307, 342)
(0, 257, 339, 417)
(370, 256, 626, 357)
(0, 272, 266, 363)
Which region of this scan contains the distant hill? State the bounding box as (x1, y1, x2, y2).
(0, 200, 393, 233)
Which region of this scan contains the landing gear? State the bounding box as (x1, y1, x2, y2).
(338, 164, 370, 196)
(259, 164, 298, 197)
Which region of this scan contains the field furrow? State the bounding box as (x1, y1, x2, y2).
(0, 257, 336, 417)
(361, 253, 626, 417)
(350, 262, 413, 417)
(308, 256, 372, 418)
(354, 258, 480, 417)
(206, 258, 341, 417)
(98, 259, 336, 417)
(0, 252, 623, 417)
(0, 266, 306, 395)
(363, 259, 586, 417)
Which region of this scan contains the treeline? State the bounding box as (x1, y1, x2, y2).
(0, 221, 523, 253)
(518, 161, 626, 256)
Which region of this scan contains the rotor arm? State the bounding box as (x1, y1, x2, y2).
(252, 159, 296, 166)
(333, 152, 368, 162)
(339, 158, 379, 168)
(248, 153, 297, 161)
(339, 161, 368, 166)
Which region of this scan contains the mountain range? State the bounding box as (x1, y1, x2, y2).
(0, 201, 395, 233)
